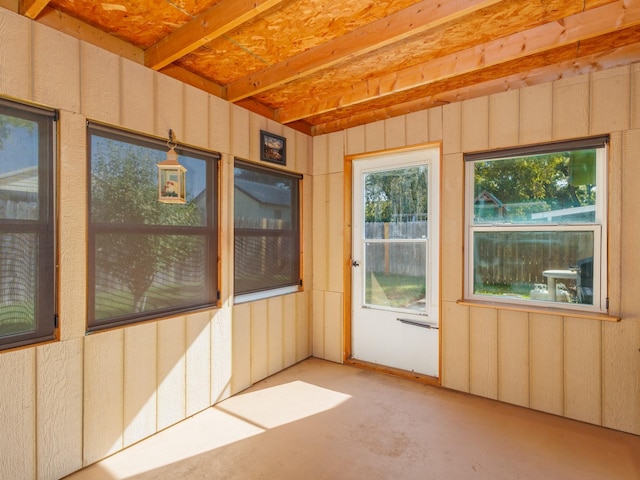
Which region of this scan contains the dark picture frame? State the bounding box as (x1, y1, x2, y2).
(260, 130, 286, 166)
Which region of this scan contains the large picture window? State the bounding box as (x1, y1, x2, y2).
(0, 98, 56, 350)
(88, 124, 219, 330)
(234, 160, 301, 301)
(465, 136, 608, 312)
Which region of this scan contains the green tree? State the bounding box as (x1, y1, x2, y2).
(364, 166, 428, 222)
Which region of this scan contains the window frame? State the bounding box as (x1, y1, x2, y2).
(87, 122, 220, 331)
(233, 159, 302, 303)
(0, 97, 57, 351)
(464, 136, 609, 313)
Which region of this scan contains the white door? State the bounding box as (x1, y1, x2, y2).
(351, 147, 440, 377)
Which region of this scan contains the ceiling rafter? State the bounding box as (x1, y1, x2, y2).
(145, 0, 288, 71)
(277, 0, 640, 125)
(225, 0, 504, 102)
(19, 0, 50, 19)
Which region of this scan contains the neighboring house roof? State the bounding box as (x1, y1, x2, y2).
(0, 166, 38, 193)
(235, 178, 290, 207)
(474, 190, 507, 209)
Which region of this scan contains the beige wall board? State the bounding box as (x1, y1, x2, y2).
(267, 296, 284, 376)
(552, 74, 590, 140)
(157, 316, 187, 431)
(469, 306, 498, 399)
(632, 63, 640, 130)
(328, 130, 345, 174)
(529, 313, 563, 416)
(36, 338, 83, 480)
(442, 102, 461, 155)
(283, 293, 297, 369)
(231, 105, 250, 160)
(296, 291, 312, 362)
(327, 172, 345, 293)
(563, 317, 602, 425)
(519, 83, 552, 145)
(497, 310, 529, 408)
(441, 300, 470, 392)
(209, 95, 231, 154)
(620, 130, 640, 314)
(186, 311, 212, 417)
(428, 106, 443, 143)
(346, 124, 365, 155)
(384, 115, 406, 149)
(183, 85, 209, 148)
(219, 153, 234, 305)
(312, 174, 329, 291)
(302, 171, 314, 290)
(607, 133, 622, 316)
(0, 348, 36, 480)
(294, 130, 311, 175)
(0, 8, 31, 99)
(489, 90, 519, 149)
(602, 319, 640, 435)
(212, 307, 233, 404)
(312, 290, 325, 358)
(154, 71, 182, 140)
(123, 322, 157, 447)
(364, 120, 385, 152)
(250, 300, 269, 384)
(80, 42, 120, 124)
(121, 59, 155, 134)
(312, 133, 329, 176)
(590, 66, 630, 135)
(405, 109, 429, 146)
(58, 111, 88, 340)
(440, 153, 464, 303)
(323, 291, 344, 363)
(33, 22, 80, 111)
(249, 113, 268, 162)
(461, 96, 489, 153)
(231, 303, 252, 394)
(83, 329, 124, 465)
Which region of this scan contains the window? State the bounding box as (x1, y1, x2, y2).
(465, 136, 608, 312)
(234, 160, 301, 301)
(0, 98, 56, 350)
(88, 124, 219, 330)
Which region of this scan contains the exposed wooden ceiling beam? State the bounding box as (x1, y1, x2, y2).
(19, 0, 50, 19)
(145, 0, 287, 71)
(159, 65, 226, 98)
(278, 0, 640, 124)
(226, 0, 504, 102)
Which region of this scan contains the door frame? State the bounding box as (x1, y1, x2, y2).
(343, 142, 443, 384)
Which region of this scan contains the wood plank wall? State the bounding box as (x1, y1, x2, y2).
(0, 7, 312, 479)
(313, 62, 640, 436)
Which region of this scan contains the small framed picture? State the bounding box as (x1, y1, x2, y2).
(260, 130, 286, 166)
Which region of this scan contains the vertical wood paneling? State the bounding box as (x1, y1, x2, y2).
(231, 104, 250, 160)
(364, 120, 385, 152)
(296, 291, 311, 362)
(210, 95, 231, 154)
(267, 296, 284, 375)
(469, 306, 498, 399)
(327, 172, 344, 293)
(442, 102, 461, 155)
(219, 153, 234, 304)
(249, 113, 268, 162)
(461, 96, 489, 153)
(294, 130, 311, 175)
(384, 115, 406, 149)
(157, 316, 186, 431)
(440, 153, 464, 302)
(497, 310, 529, 407)
(590, 66, 630, 135)
(185, 311, 212, 417)
(123, 322, 157, 447)
(283, 293, 297, 368)
(529, 313, 563, 416)
(328, 130, 345, 174)
(121, 59, 155, 133)
(428, 106, 443, 142)
(80, 42, 120, 124)
(0, 8, 31, 99)
(154, 72, 183, 138)
(58, 111, 87, 340)
(607, 133, 622, 315)
(346, 125, 366, 155)
(405, 109, 429, 145)
(312, 133, 328, 175)
(564, 317, 601, 425)
(441, 301, 469, 392)
(489, 90, 519, 148)
(519, 83, 552, 145)
(231, 303, 252, 394)
(312, 290, 325, 358)
(302, 166, 314, 290)
(620, 130, 640, 313)
(250, 300, 269, 384)
(36, 339, 83, 480)
(312, 173, 329, 291)
(212, 307, 233, 404)
(33, 22, 80, 111)
(84, 329, 124, 466)
(0, 348, 36, 480)
(552, 75, 589, 140)
(183, 85, 209, 148)
(632, 63, 640, 130)
(323, 291, 343, 363)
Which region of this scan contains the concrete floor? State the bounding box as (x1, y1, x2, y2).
(65, 358, 640, 480)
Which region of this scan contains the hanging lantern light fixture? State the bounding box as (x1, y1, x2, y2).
(157, 129, 187, 204)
